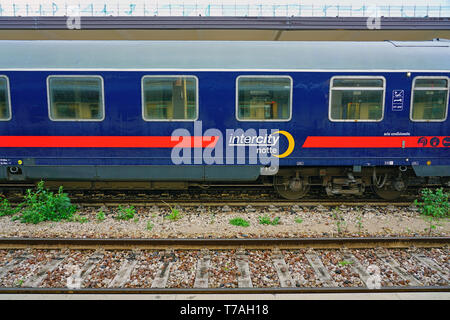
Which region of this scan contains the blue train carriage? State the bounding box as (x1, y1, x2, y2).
(0, 40, 448, 200)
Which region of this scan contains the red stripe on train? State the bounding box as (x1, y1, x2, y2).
(302, 136, 450, 148)
(0, 136, 218, 148)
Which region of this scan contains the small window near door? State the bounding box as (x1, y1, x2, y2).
(329, 77, 385, 122)
(410, 77, 449, 121)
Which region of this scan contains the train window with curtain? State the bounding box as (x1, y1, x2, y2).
(0, 76, 11, 121)
(142, 76, 198, 121)
(47, 76, 104, 121)
(236, 76, 292, 121)
(410, 77, 449, 121)
(329, 77, 385, 121)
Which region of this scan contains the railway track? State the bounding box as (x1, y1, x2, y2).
(68, 202, 416, 209)
(0, 237, 448, 249)
(2, 193, 418, 208)
(3, 190, 418, 209)
(0, 237, 448, 294)
(2, 185, 434, 204)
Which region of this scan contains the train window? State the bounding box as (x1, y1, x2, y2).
(410, 77, 449, 121)
(47, 76, 104, 121)
(236, 76, 292, 121)
(329, 77, 385, 122)
(142, 76, 198, 121)
(0, 76, 11, 121)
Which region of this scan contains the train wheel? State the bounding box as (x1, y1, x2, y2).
(274, 175, 310, 200)
(372, 171, 406, 200)
(372, 186, 403, 200)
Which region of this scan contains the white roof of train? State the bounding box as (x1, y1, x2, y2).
(0, 40, 449, 71)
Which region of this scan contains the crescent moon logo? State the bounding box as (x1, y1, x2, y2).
(271, 130, 295, 158)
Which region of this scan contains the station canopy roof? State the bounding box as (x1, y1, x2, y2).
(0, 1, 449, 41)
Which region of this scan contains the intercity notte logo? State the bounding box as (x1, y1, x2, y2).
(170, 121, 295, 168)
(228, 131, 294, 158)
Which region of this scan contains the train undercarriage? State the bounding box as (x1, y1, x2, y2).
(272, 166, 448, 200)
(1, 165, 449, 201)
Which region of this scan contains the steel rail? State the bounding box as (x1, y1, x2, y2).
(7, 200, 415, 206)
(0, 286, 448, 295)
(69, 201, 414, 207)
(0, 237, 448, 250)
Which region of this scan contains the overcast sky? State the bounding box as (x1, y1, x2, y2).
(6, 0, 447, 5)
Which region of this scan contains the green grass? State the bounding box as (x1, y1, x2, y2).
(166, 208, 181, 221)
(70, 214, 89, 223)
(14, 279, 24, 287)
(161, 200, 182, 221)
(96, 210, 105, 222)
(0, 198, 17, 217)
(12, 181, 76, 224)
(229, 217, 250, 227)
(338, 260, 354, 266)
(258, 215, 280, 225)
(115, 205, 136, 221)
(414, 188, 449, 219)
(414, 188, 449, 236)
(294, 218, 303, 224)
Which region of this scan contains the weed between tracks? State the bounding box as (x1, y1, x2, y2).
(414, 188, 449, 236)
(161, 200, 182, 221)
(0, 183, 448, 239)
(338, 260, 354, 267)
(115, 205, 136, 221)
(229, 217, 250, 227)
(96, 210, 105, 222)
(414, 188, 449, 219)
(294, 218, 303, 224)
(0, 198, 17, 217)
(70, 214, 89, 223)
(2, 181, 77, 224)
(332, 207, 347, 235)
(258, 215, 280, 226)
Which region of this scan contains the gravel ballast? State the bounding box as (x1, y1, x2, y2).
(0, 204, 448, 239)
(0, 248, 447, 289)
